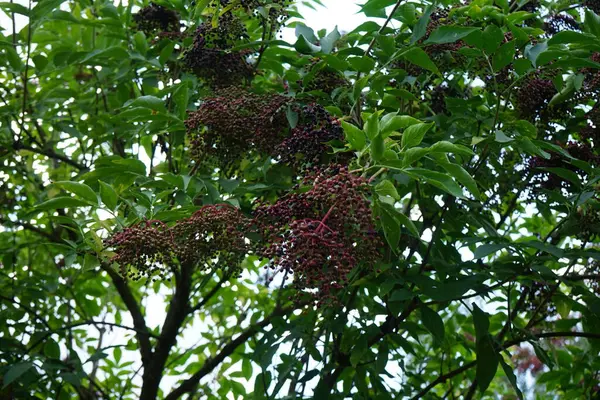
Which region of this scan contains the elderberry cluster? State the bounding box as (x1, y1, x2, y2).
(580, 53, 600, 99)
(105, 205, 251, 280)
(300, 59, 349, 96)
(586, 261, 600, 295)
(133, 3, 181, 35)
(182, 13, 252, 87)
(274, 104, 344, 168)
(104, 220, 175, 280)
(528, 141, 598, 195)
(422, 9, 466, 65)
(171, 204, 249, 276)
(575, 201, 600, 241)
(525, 281, 557, 318)
(515, 73, 557, 120)
(185, 87, 290, 173)
(580, 106, 600, 144)
(544, 14, 580, 35)
(584, 0, 600, 14)
(253, 165, 381, 306)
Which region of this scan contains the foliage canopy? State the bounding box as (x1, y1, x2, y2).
(1, 0, 600, 398)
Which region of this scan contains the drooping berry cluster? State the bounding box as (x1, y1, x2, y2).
(274, 104, 344, 168)
(580, 53, 600, 99)
(515, 73, 557, 120)
(133, 3, 181, 35)
(105, 205, 251, 280)
(585, 261, 600, 295)
(171, 204, 249, 276)
(422, 9, 466, 64)
(300, 59, 349, 96)
(182, 13, 252, 87)
(575, 201, 600, 241)
(253, 165, 381, 305)
(528, 141, 598, 194)
(585, 0, 600, 14)
(185, 87, 290, 173)
(580, 105, 600, 144)
(525, 281, 557, 317)
(544, 14, 580, 35)
(104, 220, 175, 280)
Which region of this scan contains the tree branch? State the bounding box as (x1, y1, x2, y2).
(101, 264, 153, 366)
(411, 331, 600, 399)
(140, 263, 194, 400)
(0, 216, 58, 241)
(164, 304, 295, 400)
(13, 142, 88, 170)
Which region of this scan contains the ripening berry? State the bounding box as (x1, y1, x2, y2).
(253, 165, 381, 306)
(133, 3, 181, 35)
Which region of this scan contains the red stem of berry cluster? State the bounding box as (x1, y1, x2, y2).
(315, 202, 337, 234)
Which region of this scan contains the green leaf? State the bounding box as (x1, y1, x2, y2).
(295, 34, 321, 54)
(0, 2, 30, 16)
(377, 34, 395, 56)
(395, 211, 419, 237)
(83, 254, 100, 271)
(126, 95, 166, 112)
(376, 341, 389, 373)
(473, 243, 508, 259)
(173, 83, 189, 120)
(405, 168, 465, 199)
(286, 106, 299, 129)
(402, 47, 439, 75)
(401, 123, 433, 149)
(411, 5, 433, 43)
(500, 359, 524, 400)
(134, 31, 148, 55)
(44, 339, 61, 359)
(3, 362, 33, 388)
(341, 121, 366, 150)
(364, 112, 380, 140)
(429, 141, 474, 156)
(421, 305, 445, 347)
(348, 56, 376, 73)
(495, 130, 513, 143)
(401, 147, 429, 167)
(585, 9, 600, 38)
(472, 304, 489, 337)
(3, 46, 23, 71)
(242, 359, 253, 380)
(99, 181, 117, 210)
(439, 163, 481, 200)
(52, 181, 98, 204)
(493, 40, 515, 72)
(35, 197, 92, 211)
(375, 179, 399, 200)
(320, 26, 340, 54)
(532, 342, 554, 369)
(425, 26, 480, 44)
(159, 42, 176, 65)
(472, 305, 498, 393)
(371, 134, 385, 161)
(548, 31, 598, 46)
(378, 202, 401, 250)
(380, 113, 421, 134)
(295, 23, 317, 43)
(114, 346, 122, 364)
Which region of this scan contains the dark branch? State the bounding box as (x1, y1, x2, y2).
(101, 264, 153, 366)
(0, 216, 58, 241)
(411, 331, 600, 399)
(140, 263, 194, 400)
(13, 142, 88, 170)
